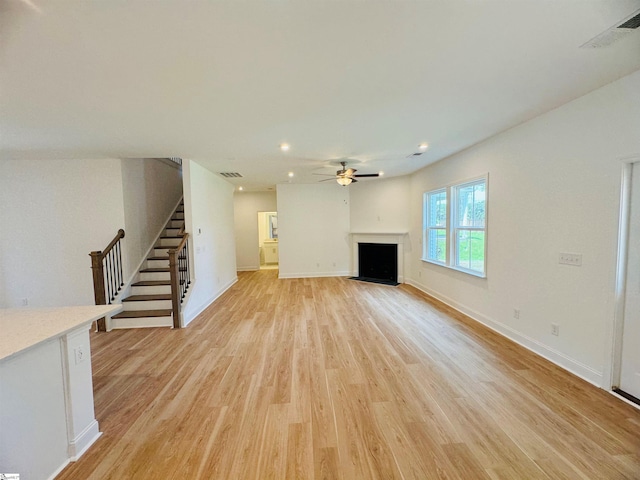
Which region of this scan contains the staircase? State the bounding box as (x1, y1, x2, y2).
(111, 202, 187, 329)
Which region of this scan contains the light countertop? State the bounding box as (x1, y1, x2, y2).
(0, 305, 121, 362)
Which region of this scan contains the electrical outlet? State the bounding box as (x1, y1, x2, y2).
(551, 324, 560, 336)
(559, 253, 582, 266)
(513, 309, 520, 319)
(74, 345, 86, 364)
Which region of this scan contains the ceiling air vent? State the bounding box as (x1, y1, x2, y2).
(219, 172, 243, 178)
(618, 12, 640, 29)
(580, 8, 640, 48)
(406, 152, 423, 158)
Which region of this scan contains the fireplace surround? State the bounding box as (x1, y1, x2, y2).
(349, 232, 407, 285)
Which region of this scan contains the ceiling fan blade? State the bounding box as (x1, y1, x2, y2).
(351, 178, 358, 183)
(318, 178, 336, 182)
(313, 173, 337, 177)
(353, 173, 379, 178)
(345, 168, 356, 176)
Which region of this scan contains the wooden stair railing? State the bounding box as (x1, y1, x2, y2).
(168, 231, 190, 329)
(90, 229, 125, 332)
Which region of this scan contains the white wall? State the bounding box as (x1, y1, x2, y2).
(277, 183, 351, 278)
(120, 158, 183, 280)
(349, 175, 412, 280)
(182, 159, 237, 325)
(233, 191, 277, 270)
(349, 175, 411, 234)
(408, 69, 640, 386)
(0, 159, 126, 308)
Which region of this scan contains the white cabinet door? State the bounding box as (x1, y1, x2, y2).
(263, 242, 279, 264)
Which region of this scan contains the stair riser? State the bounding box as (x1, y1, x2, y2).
(131, 285, 171, 295)
(173, 212, 185, 220)
(111, 317, 173, 329)
(164, 227, 181, 236)
(169, 220, 184, 229)
(139, 271, 170, 281)
(147, 259, 170, 269)
(122, 300, 173, 311)
(154, 247, 173, 256)
(158, 238, 182, 247)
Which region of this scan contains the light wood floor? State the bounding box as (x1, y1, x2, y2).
(57, 270, 640, 479)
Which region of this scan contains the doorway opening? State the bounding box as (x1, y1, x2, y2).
(258, 211, 278, 270)
(611, 160, 640, 407)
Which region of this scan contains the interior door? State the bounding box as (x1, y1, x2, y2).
(620, 162, 640, 400)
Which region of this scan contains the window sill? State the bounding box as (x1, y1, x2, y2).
(421, 258, 486, 279)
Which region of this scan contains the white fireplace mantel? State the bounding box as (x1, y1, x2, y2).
(349, 232, 408, 282)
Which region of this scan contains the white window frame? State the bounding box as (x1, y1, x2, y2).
(422, 175, 488, 278)
(423, 188, 448, 265)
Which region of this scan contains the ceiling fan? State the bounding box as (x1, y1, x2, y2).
(314, 161, 380, 186)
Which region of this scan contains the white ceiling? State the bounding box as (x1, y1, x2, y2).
(2, 0, 639, 190)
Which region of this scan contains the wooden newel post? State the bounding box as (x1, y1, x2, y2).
(90, 250, 107, 332)
(169, 248, 181, 329)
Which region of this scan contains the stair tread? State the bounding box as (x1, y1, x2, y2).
(147, 255, 169, 260)
(112, 309, 172, 319)
(123, 294, 172, 302)
(140, 268, 170, 272)
(132, 280, 171, 286)
(160, 236, 183, 239)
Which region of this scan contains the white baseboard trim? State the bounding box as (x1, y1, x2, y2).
(68, 421, 102, 461)
(47, 459, 71, 480)
(183, 276, 238, 327)
(278, 271, 351, 279)
(237, 266, 259, 271)
(406, 279, 603, 387)
(609, 390, 640, 410)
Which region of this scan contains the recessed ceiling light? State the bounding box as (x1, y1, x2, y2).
(280, 143, 290, 152)
(288, 172, 294, 177)
(379, 171, 385, 176)
(238, 186, 244, 191)
(419, 143, 429, 150)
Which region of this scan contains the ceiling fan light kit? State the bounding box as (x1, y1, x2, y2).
(314, 161, 380, 186)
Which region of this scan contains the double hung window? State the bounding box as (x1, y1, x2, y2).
(423, 176, 487, 277)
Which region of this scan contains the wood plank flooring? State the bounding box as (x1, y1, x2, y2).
(56, 270, 640, 479)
